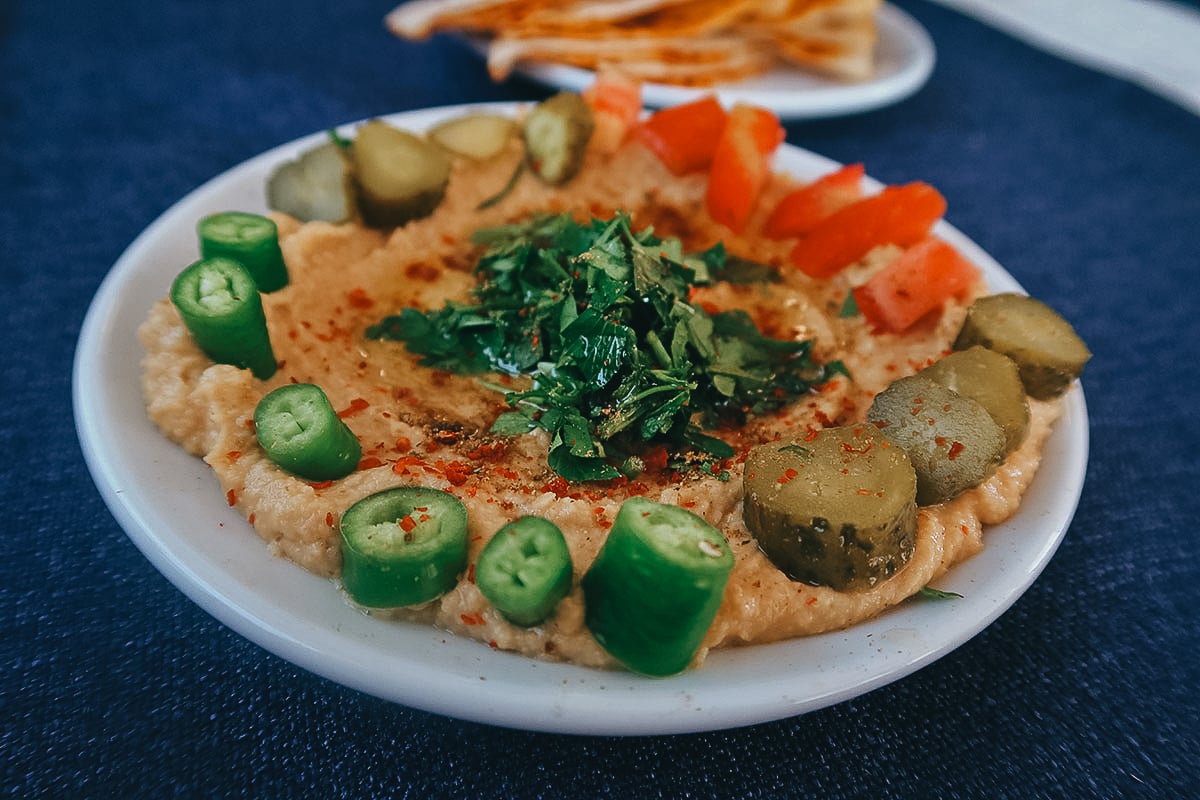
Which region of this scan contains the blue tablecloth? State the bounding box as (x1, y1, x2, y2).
(4, 1, 1198, 796)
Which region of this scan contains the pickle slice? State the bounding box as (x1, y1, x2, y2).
(351, 119, 452, 228)
(523, 91, 594, 186)
(429, 113, 517, 161)
(867, 374, 1007, 506)
(266, 140, 357, 224)
(953, 293, 1092, 400)
(920, 346, 1030, 454)
(743, 426, 918, 591)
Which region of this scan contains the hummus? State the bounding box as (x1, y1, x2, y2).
(139, 126, 1061, 670)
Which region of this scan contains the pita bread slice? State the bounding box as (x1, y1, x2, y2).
(511, 0, 697, 25)
(486, 32, 774, 84)
(385, 0, 555, 39)
(740, 0, 881, 80)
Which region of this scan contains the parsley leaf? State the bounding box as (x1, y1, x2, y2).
(367, 211, 846, 481)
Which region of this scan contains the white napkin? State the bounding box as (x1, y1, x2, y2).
(923, 0, 1200, 115)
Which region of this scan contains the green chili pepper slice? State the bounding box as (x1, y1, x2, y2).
(475, 516, 572, 627)
(581, 497, 734, 676)
(339, 487, 469, 608)
(198, 211, 289, 292)
(169, 256, 277, 379)
(253, 383, 362, 481)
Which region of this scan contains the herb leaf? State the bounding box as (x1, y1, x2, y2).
(918, 586, 964, 600)
(367, 211, 846, 481)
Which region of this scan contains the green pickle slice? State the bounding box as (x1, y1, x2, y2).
(954, 293, 1091, 400)
(582, 498, 734, 677)
(867, 374, 1007, 506)
(920, 346, 1030, 454)
(351, 119, 452, 228)
(743, 426, 918, 591)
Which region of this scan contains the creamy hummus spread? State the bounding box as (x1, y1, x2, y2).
(139, 127, 1060, 670)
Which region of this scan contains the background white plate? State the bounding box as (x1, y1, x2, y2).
(74, 103, 1087, 736)
(484, 3, 936, 119)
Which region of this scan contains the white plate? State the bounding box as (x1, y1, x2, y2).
(481, 3, 935, 120)
(74, 103, 1087, 736)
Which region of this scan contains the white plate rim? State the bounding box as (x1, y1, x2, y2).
(73, 102, 1088, 736)
(470, 3, 936, 120)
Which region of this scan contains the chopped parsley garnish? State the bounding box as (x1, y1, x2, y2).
(366, 211, 847, 482)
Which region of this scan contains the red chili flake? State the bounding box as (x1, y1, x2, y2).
(806, 596, 819, 606)
(226, 450, 242, 462)
(326, 512, 334, 527)
(465, 442, 506, 462)
(467, 564, 476, 584)
(248, 513, 256, 525)
(391, 455, 426, 475)
(399, 515, 417, 533)
(494, 466, 520, 480)
(441, 460, 472, 486)
(357, 456, 385, 470)
(337, 397, 370, 419)
(960, 524, 970, 536)
(841, 440, 873, 455)
(346, 287, 374, 309)
(947, 441, 966, 460)
(813, 409, 834, 427)
(856, 488, 875, 496)
(541, 476, 572, 497)
(488, 640, 499, 649)
(777, 468, 799, 485)
(460, 612, 486, 626)
(309, 480, 334, 491)
(226, 489, 237, 506)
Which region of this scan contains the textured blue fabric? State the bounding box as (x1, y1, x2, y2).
(3, 0, 1199, 796)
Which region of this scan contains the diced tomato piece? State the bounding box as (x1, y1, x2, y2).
(705, 104, 785, 233)
(852, 236, 982, 333)
(763, 163, 865, 239)
(635, 95, 728, 175)
(789, 182, 947, 279)
(583, 67, 644, 154)
(584, 67, 643, 127)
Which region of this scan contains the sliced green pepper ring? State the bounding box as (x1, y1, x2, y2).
(254, 383, 361, 482)
(169, 256, 277, 379)
(475, 516, 572, 627)
(582, 497, 734, 677)
(339, 487, 468, 608)
(198, 211, 289, 293)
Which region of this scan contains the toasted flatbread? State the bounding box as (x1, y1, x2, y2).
(386, 0, 881, 84)
(487, 33, 775, 85)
